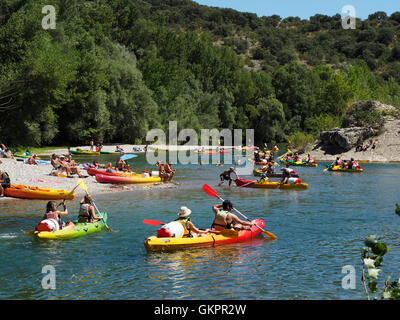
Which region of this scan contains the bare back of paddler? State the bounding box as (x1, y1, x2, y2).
(218, 167, 238, 186)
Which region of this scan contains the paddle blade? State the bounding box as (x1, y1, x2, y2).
(143, 219, 165, 226)
(120, 154, 138, 161)
(78, 178, 87, 192)
(202, 184, 219, 198)
(263, 229, 278, 240)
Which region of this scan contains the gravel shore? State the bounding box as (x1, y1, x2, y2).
(0, 156, 177, 199)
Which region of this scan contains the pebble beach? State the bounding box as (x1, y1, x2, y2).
(0, 145, 179, 200)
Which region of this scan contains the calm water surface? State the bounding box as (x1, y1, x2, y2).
(1, 153, 399, 299)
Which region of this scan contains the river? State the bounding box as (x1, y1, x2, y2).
(0, 152, 399, 299)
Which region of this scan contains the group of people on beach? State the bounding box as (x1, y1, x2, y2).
(51, 154, 86, 178)
(0, 144, 14, 159)
(355, 139, 378, 152)
(157, 162, 176, 182)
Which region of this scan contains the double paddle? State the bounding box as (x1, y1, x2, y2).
(202, 184, 277, 240)
(78, 179, 113, 232)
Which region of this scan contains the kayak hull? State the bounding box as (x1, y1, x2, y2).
(280, 160, 318, 167)
(327, 167, 364, 173)
(253, 169, 299, 178)
(95, 174, 162, 184)
(144, 219, 265, 252)
(4, 184, 75, 200)
(235, 178, 308, 190)
(87, 167, 144, 178)
(99, 151, 123, 155)
(33, 213, 108, 240)
(71, 150, 100, 155)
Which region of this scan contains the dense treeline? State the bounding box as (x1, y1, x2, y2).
(0, 0, 399, 147)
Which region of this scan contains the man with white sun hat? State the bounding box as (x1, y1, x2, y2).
(175, 206, 211, 237)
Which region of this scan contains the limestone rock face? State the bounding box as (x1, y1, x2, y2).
(319, 127, 375, 151)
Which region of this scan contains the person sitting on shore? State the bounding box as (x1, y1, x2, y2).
(363, 142, 370, 151)
(371, 140, 378, 150)
(92, 160, 106, 169)
(78, 195, 103, 223)
(27, 154, 38, 165)
(37, 200, 75, 231)
(60, 155, 85, 178)
(51, 154, 71, 177)
(0, 170, 11, 197)
(115, 145, 124, 153)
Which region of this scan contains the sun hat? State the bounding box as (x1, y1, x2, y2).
(177, 206, 192, 218)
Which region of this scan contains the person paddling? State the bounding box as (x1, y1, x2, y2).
(38, 200, 74, 231)
(78, 195, 103, 223)
(218, 167, 238, 187)
(211, 200, 255, 231)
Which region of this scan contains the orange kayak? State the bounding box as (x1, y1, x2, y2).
(4, 184, 75, 200)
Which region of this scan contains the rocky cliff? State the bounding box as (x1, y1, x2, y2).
(307, 101, 400, 162)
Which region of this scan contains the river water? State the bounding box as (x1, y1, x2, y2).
(1, 152, 399, 299)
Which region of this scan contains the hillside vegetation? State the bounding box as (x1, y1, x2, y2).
(1, 0, 399, 147)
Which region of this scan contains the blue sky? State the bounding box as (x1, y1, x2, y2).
(193, 0, 398, 20)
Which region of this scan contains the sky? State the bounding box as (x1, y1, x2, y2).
(193, 0, 399, 20)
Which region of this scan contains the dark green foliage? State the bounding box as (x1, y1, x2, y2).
(1, 0, 400, 147)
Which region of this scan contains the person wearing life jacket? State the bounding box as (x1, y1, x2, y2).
(281, 164, 295, 176)
(258, 173, 268, 184)
(36, 200, 74, 232)
(333, 157, 342, 167)
(211, 200, 255, 231)
(304, 154, 314, 164)
(175, 206, 209, 237)
(78, 195, 103, 223)
(0, 170, 11, 197)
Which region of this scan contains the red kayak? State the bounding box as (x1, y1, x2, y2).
(144, 219, 265, 252)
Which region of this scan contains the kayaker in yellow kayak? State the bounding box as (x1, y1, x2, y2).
(218, 167, 238, 186)
(157, 207, 211, 238)
(78, 195, 103, 223)
(36, 200, 75, 232)
(211, 200, 255, 231)
(258, 173, 268, 184)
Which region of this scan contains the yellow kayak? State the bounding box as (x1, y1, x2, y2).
(144, 219, 265, 252)
(235, 178, 308, 190)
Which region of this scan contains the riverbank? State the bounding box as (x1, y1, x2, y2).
(306, 117, 400, 163)
(0, 158, 178, 199)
